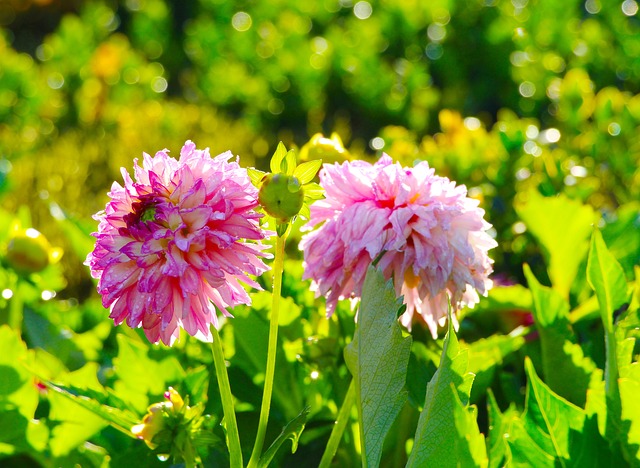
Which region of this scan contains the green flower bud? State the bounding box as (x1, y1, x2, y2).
(6, 228, 59, 275)
(258, 173, 304, 221)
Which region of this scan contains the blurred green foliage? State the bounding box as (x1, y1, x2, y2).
(1, 0, 639, 466)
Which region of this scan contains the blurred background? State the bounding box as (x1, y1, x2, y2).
(1, 2, 640, 466)
(0, 0, 639, 311)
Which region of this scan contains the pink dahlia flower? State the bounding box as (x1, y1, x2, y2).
(85, 141, 270, 345)
(299, 154, 497, 338)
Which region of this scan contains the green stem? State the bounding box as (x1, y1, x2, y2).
(247, 232, 287, 468)
(319, 379, 356, 468)
(210, 324, 243, 468)
(604, 328, 618, 397)
(8, 277, 23, 337)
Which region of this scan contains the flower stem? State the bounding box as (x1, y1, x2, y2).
(318, 378, 356, 468)
(210, 324, 243, 468)
(8, 277, 23, 337)
(247, 232, 287, 468)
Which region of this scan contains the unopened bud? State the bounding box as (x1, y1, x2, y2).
(6, 229, 59, 275)
(258, 173, 304, 221)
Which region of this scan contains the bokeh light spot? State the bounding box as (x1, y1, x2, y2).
(354, 1, 372, 19)
(232, 12, 252, 31)
(622, 0, 638, 15)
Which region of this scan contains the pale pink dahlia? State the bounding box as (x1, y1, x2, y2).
(299, 154, 497, 338)
(85, 141, 270, 345)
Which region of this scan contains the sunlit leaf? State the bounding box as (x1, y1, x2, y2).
(467, 332, 526, 403)
(407, 318, 475, 467)
(486, 390, 519, 468)
(515, 191, 598, 298)
(270, 142, 288, 174)
(587, 229, 630, 333)
(258, 406, 310, 468)
(248, 167, 266, 188)
(344, 265, 411, 468)
(524, 265, 597, 406)
(452, 389, 488, 467)
(293, 159, 322, 184)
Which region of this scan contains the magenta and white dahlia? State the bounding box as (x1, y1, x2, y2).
(299, 154, 497, 338)
(85, 141, 270, 345)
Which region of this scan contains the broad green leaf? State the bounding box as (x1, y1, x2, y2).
(505, 418, 555, 468)
(587, 229, 630, 333)
(585, 378, 635, 464)
(470, 284, 533, 315)
(183, 365, 210, 406)
(28, 370, 139, 435)
(406, 341, 437, 410)
(344, 265, 411, 468)
(467, 333, 525, 403)
(619, 363, 640, 462)
(258, 406, 310, 468)
(293, 159, 322, 184)
(524, 265, 596, 406)
(521, 358, 585, 462)
(407, 319, 475, 467)
(47, 364, 110, 457)
(508, 358, 612, 467)
(515, 190, 598, 298)
(451, 388, 488, 467)
(486, 390, 519, 468)
(524, 264, 571, 329)
(586, 229, 630, 455)
(113, 334, 185, 413)
(0, 325, 38, 419)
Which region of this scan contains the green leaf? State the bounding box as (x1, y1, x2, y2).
(182, 365, 210, 406)
(585, 378, 636, 464)
(283, 149, 297, 175)
(247, 167, 266, 188)
(587, 229, 630, 333)
(0, 325, 39, 419)
(515, 358, 622, 466)
(467, 333, 526, 403)
(505, 418, 555, 468)
(619, 363, 640, 461)
(451, 388, 488, 467)
(27, 369, 139, 436)
(486, 390, 519, 468)
(303, 182, 324, 200)
(524, 265, 596, 406)
(515, 191, 598, 298)
(293, 159, 322, 184)
(344, 265, 411, 468)
(258, 406, 310, 468)
(113, 334, 185, 413)
(270, 142, 288, 174)
(520, 358, 585, 462)
(406, 341, 437, 410)
(407, 318, 475, 467)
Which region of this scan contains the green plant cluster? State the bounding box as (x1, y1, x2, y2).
(0, 0, 639, 466)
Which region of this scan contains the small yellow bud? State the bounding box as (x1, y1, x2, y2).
(6, 228, 61, 275)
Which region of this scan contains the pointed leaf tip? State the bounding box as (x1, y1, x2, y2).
(293, 159, 322, 184)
